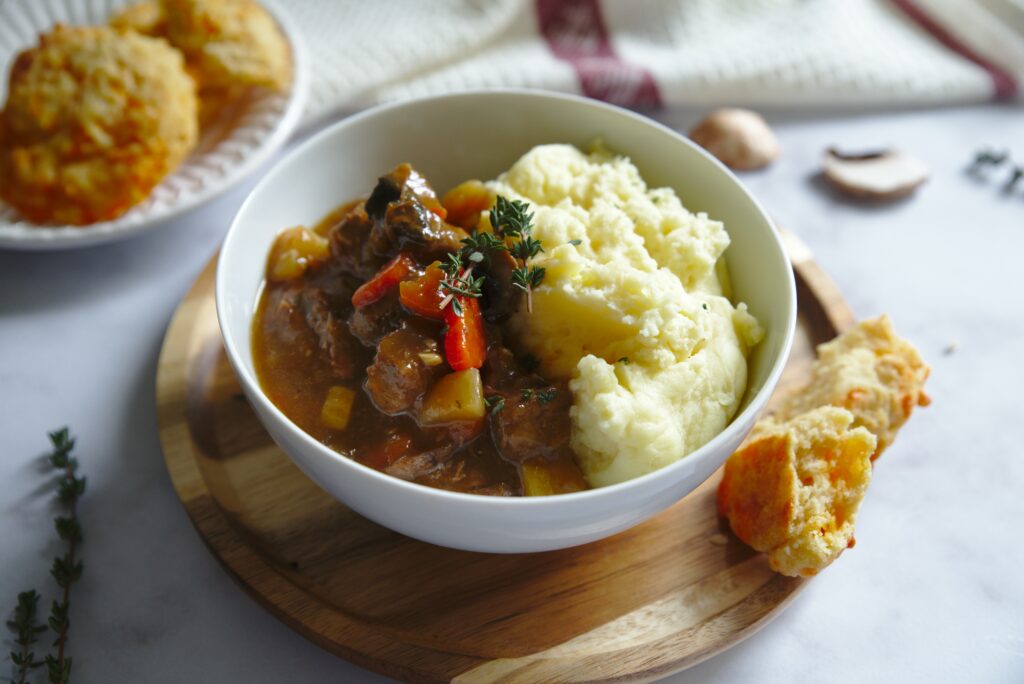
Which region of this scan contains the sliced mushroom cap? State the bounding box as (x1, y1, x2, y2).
(689, 108, 780, 171)
(822, 148, 929, 200)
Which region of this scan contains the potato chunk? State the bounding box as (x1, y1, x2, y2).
(521, 458, 588, 496)
(419, 369, 485, 425)
(268, 226, 329, 282)
(320, 386, 356, 430)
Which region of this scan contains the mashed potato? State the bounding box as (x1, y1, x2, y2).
(489, 144, 763, 487)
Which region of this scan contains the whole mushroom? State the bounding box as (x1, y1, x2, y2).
(689, 108, 780, 171)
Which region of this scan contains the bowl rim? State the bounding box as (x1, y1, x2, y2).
(216, 88, 797, 508)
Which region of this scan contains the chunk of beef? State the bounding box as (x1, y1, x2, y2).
(364, 328, 443, 415)
(490, 383, 573, 463)
(482, 339, 546, 391)
(299, 288, 363, 380)
(363, 164, 469, 262)
(347, 291, 406, 347)
(482, 340, 519, 389)
(365, 163, 443, 219)
(327, 202, 382, 281)
(407, 451, 511, 495)
(480, 248, 522, 323)
(387, 200, 467, 259)
(385, 445, 456, 481)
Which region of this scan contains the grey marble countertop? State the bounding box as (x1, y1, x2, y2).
(2, 104, 1022, 683)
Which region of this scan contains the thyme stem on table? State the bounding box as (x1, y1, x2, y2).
(6, 591, 45, 683)
(6, 428, 85, 684)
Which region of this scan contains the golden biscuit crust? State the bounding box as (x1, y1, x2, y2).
(162, 0, 290, 91)
(772, 315, 930, 459)
(0, 25, 198, 225)
(718, 406, 876, 577)
(110, 1, 167, 36)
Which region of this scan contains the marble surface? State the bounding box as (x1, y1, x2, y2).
(1, 104, 1022, 683)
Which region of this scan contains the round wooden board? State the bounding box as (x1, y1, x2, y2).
(157, 229, 853, 683)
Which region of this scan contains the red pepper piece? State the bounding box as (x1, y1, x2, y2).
(398, 261, 446, 320)
(351, 252, 418, 308)
(443, 296, 486, 371)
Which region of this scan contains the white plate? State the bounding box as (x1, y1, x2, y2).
(0, 0, 308, 250)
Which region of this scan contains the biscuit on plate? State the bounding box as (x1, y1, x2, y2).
(162, 0, 290, 91)
(0, 25, 198, 225)
(718, 406, 876, 577)
(770, 315, 930, 460)
(110, 1, 167, 36)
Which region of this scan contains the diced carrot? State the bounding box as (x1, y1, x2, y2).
(441, 180, 493, 229)
(351, 252, 418, 308)
(443, 296, 486, 371)
(399, 261, 446, 319)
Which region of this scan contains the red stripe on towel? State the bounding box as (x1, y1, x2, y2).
(536, 0, 662, 109)
(890, 0, 1018, 100)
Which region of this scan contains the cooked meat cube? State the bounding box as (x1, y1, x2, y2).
(327, 202, 382, 281)
(385, 444, 456, 481)
(482, 340, 546, 391)
(384, 200, 467, 258)
(411, 451, 509, 493)
(300, 288, 362, 380)
(365, 163, 443, 219)
(363, 163, 469, 261)
(364, 328, 443, 415)
(490, 384, 573, 463)
(480, 248, 522, 323)
(483, 341, 519, 389)
(348, 291, 406, 347)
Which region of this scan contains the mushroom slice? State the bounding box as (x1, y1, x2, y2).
(689, 108, 780, 171)
(822, 148, 929, 200)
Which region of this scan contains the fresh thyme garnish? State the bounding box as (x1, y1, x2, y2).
(438, 253, 484, 317)
(567, 239, 582, 246)
(6, 428, 85, 684)
(520, 389, 533, 401)
(618, 356, 630, 364)
(484, 395, 506, 414)
(489, 196, 545, 313)
(536, 389, 557, 404)
(702, 302, 709, 311)
(437, 194, 547, 316)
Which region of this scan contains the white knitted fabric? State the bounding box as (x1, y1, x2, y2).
(276, 1, 1024, 123)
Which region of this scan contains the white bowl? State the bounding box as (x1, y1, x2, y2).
(217, 90, 796, 553)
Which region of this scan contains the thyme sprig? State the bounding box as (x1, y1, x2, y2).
(6, 428, 85, 684)
(438, 195, 547, 316)
(489, 196, 545, 313)
(7, 591, 45, 683)
(438, 253, 484, 317)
